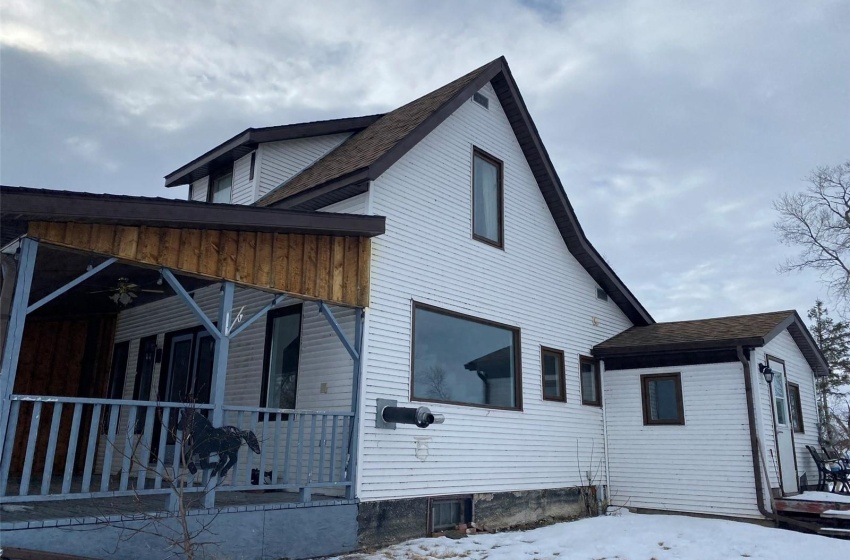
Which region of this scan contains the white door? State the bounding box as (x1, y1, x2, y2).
(768, 357, 798, 494)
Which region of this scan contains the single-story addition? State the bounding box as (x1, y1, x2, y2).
(0, 56, 835, 560)
(594, 311, 828, 520)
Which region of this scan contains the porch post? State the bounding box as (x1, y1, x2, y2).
(347, 307, 364, 500)
(0, 237, 37, 462)
(209, 281, 233, 427)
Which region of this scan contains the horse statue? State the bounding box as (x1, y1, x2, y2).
(178, 410, 261, 478)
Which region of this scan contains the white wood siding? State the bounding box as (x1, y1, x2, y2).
(604, 362, 762, 519)
(754, 330, 820, 490)
(230, 152, 255, 206)
(190, 176, 208, 202)
(357, 83, 633, 501)
(257, 133, 351, 199)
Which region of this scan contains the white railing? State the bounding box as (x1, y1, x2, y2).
(0, 395, 353, 505)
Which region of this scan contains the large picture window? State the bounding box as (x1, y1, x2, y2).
(641, 372, 684, 425)
(411, 303, 521, 410)
(472, 148, 503, 248)
(261, 305, 303, 409)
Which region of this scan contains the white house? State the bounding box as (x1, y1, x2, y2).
(0, 57, 830, 559)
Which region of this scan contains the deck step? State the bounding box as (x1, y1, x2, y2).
(818, 527, 850, 535)
(821, 509, 850, 520)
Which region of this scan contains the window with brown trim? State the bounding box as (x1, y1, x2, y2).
(411, 302, 522, 410)
(472, 148, 504, 248)
(641, 373, 684, 425)
(580, 356, 601, 406)
(259, 304, 303, 410)
(788, 382, 804, 433)
(541, 347, 565, 402)
(208, 166, 233, 204)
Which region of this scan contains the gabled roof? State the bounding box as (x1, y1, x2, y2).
(163, 114, 382, 188)
(593, 310, 829, 375)
(255, 56, 654, 326)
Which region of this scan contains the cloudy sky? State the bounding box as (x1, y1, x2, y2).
(2, 0, 848, 323)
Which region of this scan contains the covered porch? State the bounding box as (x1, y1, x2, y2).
(0, 187, 383, 520)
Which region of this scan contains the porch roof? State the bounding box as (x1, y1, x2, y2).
(2, 186, 383, 308)
(593, 310, 829, 376)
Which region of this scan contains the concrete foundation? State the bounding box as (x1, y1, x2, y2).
(1, 502, 358, 560)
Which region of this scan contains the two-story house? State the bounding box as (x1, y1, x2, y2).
(0, 57, 830, 559)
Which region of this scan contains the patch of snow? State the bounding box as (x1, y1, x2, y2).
(784, 491, 850, 503)
(332, 513, 850, 560)
(822, 509, 850, 519)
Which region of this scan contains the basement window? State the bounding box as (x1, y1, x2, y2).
(472, 92, 489, 109)
(429, 496, 472, 534)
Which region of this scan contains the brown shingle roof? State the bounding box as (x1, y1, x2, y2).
(593, 310, 828, 375)
(595, 311, 795, 351)
(255, 59, 501, 207)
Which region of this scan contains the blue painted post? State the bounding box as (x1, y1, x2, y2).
(0, 238, 37, 466)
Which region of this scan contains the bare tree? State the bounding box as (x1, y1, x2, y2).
(775, 160, 850, 313)
(423, 365, 451, 401)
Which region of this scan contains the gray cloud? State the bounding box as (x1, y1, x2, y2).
(2, 0, 848, 322)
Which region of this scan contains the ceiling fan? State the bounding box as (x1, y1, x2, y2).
(88, 277, 165, 306)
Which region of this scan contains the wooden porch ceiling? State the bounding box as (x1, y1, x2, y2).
(27, 221, 371, 308)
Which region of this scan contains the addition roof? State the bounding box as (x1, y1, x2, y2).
(593, 310, 828, 375)
(254, 56, 654, 326)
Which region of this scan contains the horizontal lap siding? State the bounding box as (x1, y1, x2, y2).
(755, 331, 819, 489)
(257, 134, 352, 198)
(230, 152, 255, 206)
(358, 84, 632, 501)
(604, 363, 762, 519)
(191, 177, 208, 202)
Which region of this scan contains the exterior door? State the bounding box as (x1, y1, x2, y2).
(768, 356, 798, 494)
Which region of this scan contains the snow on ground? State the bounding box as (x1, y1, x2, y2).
(784, 491, 850, 503)
(333, 512, 850, 560)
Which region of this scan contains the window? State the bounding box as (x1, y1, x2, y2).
(428, 496, 471, 534)
(261, 305, 303, 409)
(208, 168, 233, 203)
(596, 287, 608, 301)
(580, 356, 601, 406)
(788, 383, 804, 433)
(641, 373, 684, 425)
(472, 92, 489, 109)
(411, 303, 521, 410)
(541, 347, 565, 402)
(472, 148, 503, 248)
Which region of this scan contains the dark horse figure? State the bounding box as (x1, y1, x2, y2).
(178, 410, 261, 478)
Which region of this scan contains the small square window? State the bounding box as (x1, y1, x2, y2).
(428, 496, 471, 534)
(541, 347, 565, 402)
(473, 92, 489, 109)
(596, 287, 608, 301)
(472, 148, 504, 248)
(641, 373, 684, 425)
(580, 356, 601, 406)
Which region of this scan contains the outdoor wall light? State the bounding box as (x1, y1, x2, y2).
(758, 363, 775, 384)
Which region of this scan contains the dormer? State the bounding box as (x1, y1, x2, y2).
(163, 115, 382, 205)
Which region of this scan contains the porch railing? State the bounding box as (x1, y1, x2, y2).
(0, 395, 353, 505)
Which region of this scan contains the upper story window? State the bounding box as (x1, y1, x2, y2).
(411, 302, 521, 410)
(209, 168, 233, 204)
(472, 148, 504, 248)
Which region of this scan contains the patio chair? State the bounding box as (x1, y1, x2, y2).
(822, 445, 850, 470)
(807, 445, 850, 493)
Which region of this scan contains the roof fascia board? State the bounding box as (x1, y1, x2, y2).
(273, 61, 504, 211)
(492, 60, 654, 325)
(761, 313, 796, 345)
(164, 115, 383, 188)
(784, 314, 830, 374)
(1, 187, 385, 237)
(270, 171, 371, 210)
(367, 61, 504, 180)
(593, 337, 766, 357)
